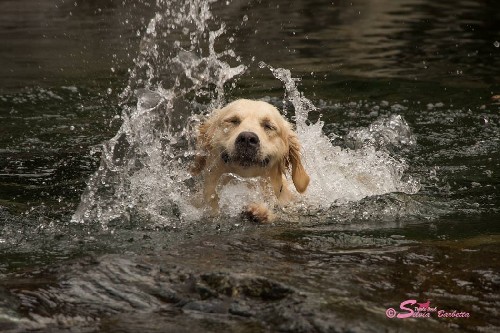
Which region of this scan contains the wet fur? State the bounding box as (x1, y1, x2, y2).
(192, 99, 310, 222)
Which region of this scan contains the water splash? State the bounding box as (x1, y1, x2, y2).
(261, 63, 420, 209)
(72, 0, 245, 227)
(73, 0, 420, 228)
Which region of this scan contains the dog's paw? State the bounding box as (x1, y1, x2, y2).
(243, 203, 275, 223)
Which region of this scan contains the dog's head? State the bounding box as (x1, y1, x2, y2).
(193, 99, 309, 193)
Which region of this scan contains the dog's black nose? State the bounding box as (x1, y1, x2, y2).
(235, 131, 260, 148)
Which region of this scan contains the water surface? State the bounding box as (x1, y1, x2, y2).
(1, 0, 499, 332)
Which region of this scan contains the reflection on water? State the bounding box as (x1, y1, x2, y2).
(1, 226, 499, 332)
(1, 0, 499, 89)
(0, 0, 499, 332)
(227, 0, 500, 85)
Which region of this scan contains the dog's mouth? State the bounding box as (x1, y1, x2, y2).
(221, 151, 270, 168)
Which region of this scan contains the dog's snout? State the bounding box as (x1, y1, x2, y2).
(236, 131, 260, 148)
(232, 131, 261, 166)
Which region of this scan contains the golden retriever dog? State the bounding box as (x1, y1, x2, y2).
(191, 99, 310, 222)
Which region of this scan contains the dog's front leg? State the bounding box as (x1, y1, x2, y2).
(203, 164, 224, 214)
(244, 203, 276, 223)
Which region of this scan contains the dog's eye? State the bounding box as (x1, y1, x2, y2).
(263, 122, 276, 131)
(225, 117, 240, 125)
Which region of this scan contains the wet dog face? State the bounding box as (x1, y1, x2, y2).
(193, 99, 309, 193)
(216, 101, 288, 170)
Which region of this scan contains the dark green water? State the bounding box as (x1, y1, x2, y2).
(1, 0, 499, 332)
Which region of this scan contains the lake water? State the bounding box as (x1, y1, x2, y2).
(1, 0, 499, 332)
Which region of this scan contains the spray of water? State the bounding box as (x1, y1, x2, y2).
(260, 64, 420, 210)
(72, 0, 420, 228)
(72, 0, 246, 228)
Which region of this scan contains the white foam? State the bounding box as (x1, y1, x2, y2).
(300, 123, 419, 206)
(217, 174, 271, 218)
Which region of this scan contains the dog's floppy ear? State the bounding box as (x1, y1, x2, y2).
(287, 132, 310, 193)
(190, 116, 215, 175)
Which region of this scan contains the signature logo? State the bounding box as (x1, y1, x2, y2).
(386, 300, 470, 319)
